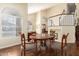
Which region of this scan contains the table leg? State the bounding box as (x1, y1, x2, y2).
(48, 39, 52, 55)
(35, 40, 38, 55)
(49, 40, 51, 53)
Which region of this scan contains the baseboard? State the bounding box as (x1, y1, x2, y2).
(0, 43, 21, 50)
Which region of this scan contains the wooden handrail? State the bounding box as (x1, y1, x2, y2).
(48, 13, 74, 18)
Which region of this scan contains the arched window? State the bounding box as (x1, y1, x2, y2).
(1, 8, 21, 36)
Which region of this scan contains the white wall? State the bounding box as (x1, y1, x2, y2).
(48, 26, 62, 42)
(48, 26, 75, 43)
(61, 26, 75, 43)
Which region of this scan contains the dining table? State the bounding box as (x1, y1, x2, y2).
(30, 34, 55, 55)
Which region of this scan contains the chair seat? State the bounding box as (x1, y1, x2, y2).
(26, 40, 34, 43)
(51, 42, 67, 50)
(21, 39, 35, 50)
(25, 44, 36, 51)
(21, 40, 42, 51)
(21, 43, 36, 51)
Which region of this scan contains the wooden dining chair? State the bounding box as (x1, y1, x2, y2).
(28, 32, 36, 42)
(28, 32, 45, 55)
(20, 33, 36, 56)
(51, 33, 69, 56)
(61, 33, 69, 55)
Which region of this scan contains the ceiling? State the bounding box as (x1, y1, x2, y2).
(28, 3, 58, 14)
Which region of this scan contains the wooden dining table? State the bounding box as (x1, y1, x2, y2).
(30, 34, 55, 55)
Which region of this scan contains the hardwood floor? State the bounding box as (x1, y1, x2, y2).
(0, 45, 21, 56)
(0, 42, 79, 56)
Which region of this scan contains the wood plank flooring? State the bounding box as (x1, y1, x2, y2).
(0, 42, 79, 56)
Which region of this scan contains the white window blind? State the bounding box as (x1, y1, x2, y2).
(1, 8, 21, 37)
(1, 14, 21, 36)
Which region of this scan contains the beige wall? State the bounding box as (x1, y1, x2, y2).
(48, 26, 75, 43)
(29, 3, 67, 33)
(48, 26, 62, 42)
(35, 3, 67, 34)
(34, 3, 76, 43)
(0, 3, 28, 49)
(61, 26, 75, 43)
(36, 10, 48, 34)
(28, 3, 79, 43)
(28, 13, 37, 31)
(76, 4, 79, 18)
(47, 3, 76, 43)
(28, 9, 47, 34)
(36, 11, 42, 34)
(41, 9, 48, 30)
(47, 3, 67, 18)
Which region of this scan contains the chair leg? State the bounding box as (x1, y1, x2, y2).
(54, 49, 58, 56)
(61, 49, 64, 56)
(24, 50, 26, 56)
(21, 50, 23, 56)
(61, 49, 67, 56)
(21, 50, 24, 56)
(55, 50, 57, 55)
(21, 50, 26, 56)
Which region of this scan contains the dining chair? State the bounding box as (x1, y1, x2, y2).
(28, 32, 36, 42)
(51, 33, 69, 56)
(20, 33, 36, 56)
(28, 32, 46, 55)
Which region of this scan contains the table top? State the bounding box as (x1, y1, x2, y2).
(30, 34, 54, 40)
